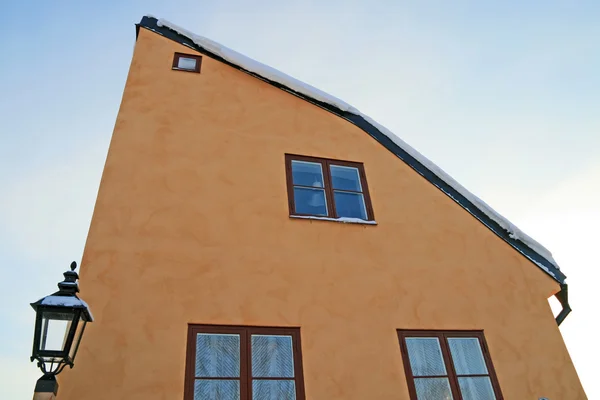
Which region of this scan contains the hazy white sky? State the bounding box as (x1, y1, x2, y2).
(0, 1, 598, 398)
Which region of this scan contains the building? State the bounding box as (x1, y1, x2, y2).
(58, 16, 586, 400)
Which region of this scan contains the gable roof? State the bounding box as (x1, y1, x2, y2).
(137, 16, 566, 284)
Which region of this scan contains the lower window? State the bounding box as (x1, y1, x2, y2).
(397, 330, 503, 400)
(184, 325, 305, 400)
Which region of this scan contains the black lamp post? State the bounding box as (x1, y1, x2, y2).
(30, 261, 93, 396)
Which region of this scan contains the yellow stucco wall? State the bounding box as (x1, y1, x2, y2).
(58, 28, 585, 399)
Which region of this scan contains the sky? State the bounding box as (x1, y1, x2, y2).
(0, 0, 598, 398)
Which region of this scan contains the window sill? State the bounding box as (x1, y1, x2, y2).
(172, 67, 199, 73)
(290, 215, 377, 225)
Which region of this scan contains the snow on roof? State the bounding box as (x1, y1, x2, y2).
(150, 16, 560, 272)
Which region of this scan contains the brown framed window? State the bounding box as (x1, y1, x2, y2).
(172, 52, 202, 73)
(284, 154, 374, 221)
(184, 325, 306, 400)
(397, 330, 503, 400)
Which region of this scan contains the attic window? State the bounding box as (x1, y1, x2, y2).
(284, 154, 375, 221)
(172, 52, 202, 73)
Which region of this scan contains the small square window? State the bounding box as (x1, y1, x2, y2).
(172, 52, 202, 73)
(285, 154, 374, 221)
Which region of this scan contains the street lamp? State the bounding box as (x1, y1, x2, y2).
(30, 261, 93, 396)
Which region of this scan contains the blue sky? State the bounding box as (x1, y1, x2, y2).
(1, 1, 598, 398)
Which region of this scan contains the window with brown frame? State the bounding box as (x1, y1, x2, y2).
(172, 52, 202, 73)
(284, 154, 374, 221)
(184, 325, 305, 400)
(397, 330, 503, 400)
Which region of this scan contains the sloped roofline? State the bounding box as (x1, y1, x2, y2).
(136, 16, 566, 284)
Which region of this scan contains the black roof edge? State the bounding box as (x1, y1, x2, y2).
(136, 16, 566, 284)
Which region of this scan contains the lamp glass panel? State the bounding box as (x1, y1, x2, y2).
(39, 310, 75, 352)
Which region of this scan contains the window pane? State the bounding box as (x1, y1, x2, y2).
(196, 334, 240, 377)
(333, 191, 367, 219)
(414, 378, 454, 400)
(458, 377, 496, 400)
(40, 314, 72, 352)
(68, 317, 86, 359)
(293, 187, 327, 216)
(252, 335, 294, 378)
(405, 337, 447, 376)
(194, 379, 240, 400)
(447, 338, 488, 375)
(253, 379, 296, 400)
(178, 57, 197, 70)
(291, 160, 324, 187)
(330, 165, 362, 191)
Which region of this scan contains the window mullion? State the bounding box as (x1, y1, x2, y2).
(440, 334, 463, 400)
(478, 334, 494, 374)
(292, 329, 306, 400)
(185, 327, 197, 400)
(285, 156, 296, 216)
(322, 160, 336, 218)
(397, 332, 419, 399)
(357, 164, 373, 220)
(241, 328, 250, 400)
(477, 333, 504, 399)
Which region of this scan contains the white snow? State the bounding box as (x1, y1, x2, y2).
(531, 259, 557, 279)
(290, 215, 377, 225)
(149, 16, 559, 272)
(40, 296, 94, 321)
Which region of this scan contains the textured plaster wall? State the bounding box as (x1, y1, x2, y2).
(58, 28, 586, 399)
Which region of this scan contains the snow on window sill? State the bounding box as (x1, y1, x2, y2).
(290, 215, 377, 225)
